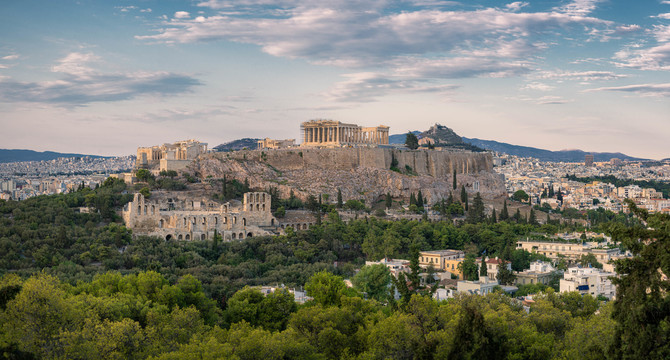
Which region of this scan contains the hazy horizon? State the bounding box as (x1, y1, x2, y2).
(1, 0, 669, 159)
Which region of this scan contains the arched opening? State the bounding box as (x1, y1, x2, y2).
(239, 232, 244, 239)
(185, 234, 191, 241)
(159, 219, 164, 228)
(144, 205, 147, 214)
(232, 233, 237, 239)
(178, 234, 183, 240)
(183, 217, 187, 227)
(256, 204, 260, 211)
(271, 219, 275, 226)
(242, 218, 247, 226)
(262, 204, 266, 211)
(202, 217, 206, 225)
(151, 205, 155, 215)
(215, 217, 218, 224)
(262, 193, 265, 202)
(201, 234, 206, 240)
(138, 205, 142, 214)
(247, 232, 253, 238)
(166, 234, 172, 241)
(233, 217, 237, 224)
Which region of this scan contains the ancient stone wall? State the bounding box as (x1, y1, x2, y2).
(193, 148, 504, 206)
(122, 191, 278, 241)
(227, 148, 493, 176)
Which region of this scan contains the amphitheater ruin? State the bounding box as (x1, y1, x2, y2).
(123, 191, 281, 241)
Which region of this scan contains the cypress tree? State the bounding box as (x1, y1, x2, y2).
(410, 192, 417, 206)
(453, 169, 457, 190)
(529, 208, 537, 225)
(500, 200, 509, 220)
(385, 192, 392, 208)
(337, 189, 343, 208)
(480, 257, 488, 277)
(490, 208, 497, 223)
(417, 190, 424, 208)
(461, 185, 468, 211)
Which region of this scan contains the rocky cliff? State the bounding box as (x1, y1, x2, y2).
(191, 148, 505, 205)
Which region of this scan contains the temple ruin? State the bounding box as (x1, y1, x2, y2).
(135, 139, 208, 172)
(300, 119, 389, 147)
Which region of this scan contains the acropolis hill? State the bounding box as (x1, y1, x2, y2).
(191, 147, 505, 206)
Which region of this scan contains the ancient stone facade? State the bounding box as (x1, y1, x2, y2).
(300, 119, 389, 147)
(136, 139, 208, 172)
(122, 191, 277, 241)
(257, 138, 296, 150)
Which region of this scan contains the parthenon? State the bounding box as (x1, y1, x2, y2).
(300, 119, 389, 147)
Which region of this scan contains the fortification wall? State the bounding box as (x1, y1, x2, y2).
(225, 148, 493, 176)
(193, 148, 504, 206)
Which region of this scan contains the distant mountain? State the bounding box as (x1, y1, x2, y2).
(213, 138, 260, 152)
(461, 137, 649, 162)
(0, 149, 108, 163)
(388, 131, 421, 144)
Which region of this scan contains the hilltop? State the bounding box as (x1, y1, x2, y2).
(0, 149, 109, 163)
(213, 138, 260, 152)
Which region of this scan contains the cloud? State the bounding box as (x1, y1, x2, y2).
(652, 13, 670, 19)
(554, 0, 604, 16)
(136, 2, 610, 102)
(536, 95, 570, 104)
(614, 42, 670, 70)
(174, 11, 191, 19)
(2, 54, 19, 60)
(505, 2, 529, 12)
(325, 72, 459, 102)
(523, 82, 555, 91)
(137, 5, 609, 68)
(0, 52, 201, 107)
(536, 70, 626, 81)
(584, 83, 670, 97)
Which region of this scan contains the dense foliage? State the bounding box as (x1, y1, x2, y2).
(1, 182, 667, 359)
(1, 270, 617, 360)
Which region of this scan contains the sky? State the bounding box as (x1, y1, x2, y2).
(0, 0, 669, 159)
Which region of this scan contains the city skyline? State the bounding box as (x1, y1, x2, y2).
(0, 0, 669, 159)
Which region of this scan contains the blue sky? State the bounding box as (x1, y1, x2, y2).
(0, 0, 668, 159)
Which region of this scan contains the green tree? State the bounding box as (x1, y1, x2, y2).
(512, 190, 529, 202)
(480, 257, 488, 277)
(385, 192, 393, 208)
(405, 132, 419, 150)
(336, 189, 343, 208)
(453, 169, 457, 190)
(458, 254, 479, 281)
(500, 200, 509, 221)
(352, 264, 392, 302)
(305, 271, 346, 307)
(416, 190, 424, 209)
(496, 261, 516, 285)
(135, 169, 153, 183)
(466, 192, 485, 224)
(460, 185, 468, 211)
(609, 201, 670, 359)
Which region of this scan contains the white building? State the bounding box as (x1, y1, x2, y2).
(559, 267, 616, 300)
(457, 276, 499, 295)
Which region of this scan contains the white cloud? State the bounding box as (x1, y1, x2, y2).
(325, 72, 459, 102)
(174, 11, 191, 19)
(51, 52, 100, 77)
(536, 70, 626, 81)
(614, 42, 670, 70)
(537, 95, 570, 104)
(0, 53, 201, 107)
(2, 54, 19, 60)
(652, 13, 670, 19)
(505, 2, 529, 12)
(554, 0, 604, 16)
(137, 6, 609, 68)
(584, 83, 670, 97)
(522, 82, 555, 91)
